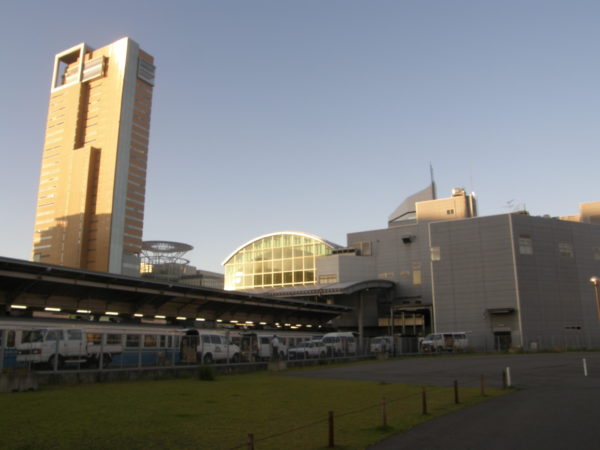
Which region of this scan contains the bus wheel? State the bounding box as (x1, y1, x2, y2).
(102, 354, 112, 368)
(86, 357, 100, 369)
(49, 355, 64, 370)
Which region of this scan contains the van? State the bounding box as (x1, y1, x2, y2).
(16, 328, 123, 368)
(369, 336, 392, 354)
(182, 329, 240, 364)
(321, 332, 357, 356)
(420, 332, 468, 353)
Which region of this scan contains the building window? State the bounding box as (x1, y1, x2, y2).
(446, 209, 455, 215)
(412, 262, 422, 285)
(559, 242, 574, 258)
(431, 247, 441, 261)
(144, 335, 157, 348)
(378, 272, 394, 279)
(107, 334, 122, 345)
(126, 335, 141, 348)
(518, 235, 533, 255)
(319, 274, 338, 284)
(354, 241, 372, 256)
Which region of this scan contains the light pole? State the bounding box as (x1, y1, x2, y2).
(590, 276, 600, 322)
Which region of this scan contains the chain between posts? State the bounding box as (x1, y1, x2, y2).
(230, 379, 492, 449)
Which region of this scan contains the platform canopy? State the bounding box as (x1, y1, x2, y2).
(0, 257, 351, 326)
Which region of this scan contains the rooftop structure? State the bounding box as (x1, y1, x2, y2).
(560, 201, 600, 225)
(141, 241, 224, 289)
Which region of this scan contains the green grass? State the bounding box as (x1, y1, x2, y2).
(0, 370, 507, 450)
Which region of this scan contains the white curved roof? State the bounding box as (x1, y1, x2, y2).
(222, 231, 341, 266)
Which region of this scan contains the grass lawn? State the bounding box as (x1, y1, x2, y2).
(1, 368, 506, 449)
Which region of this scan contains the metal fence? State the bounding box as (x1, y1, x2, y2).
(467, 333, 600, 353)
(0, 329, 423, 374)
(4, 327, 600, 375)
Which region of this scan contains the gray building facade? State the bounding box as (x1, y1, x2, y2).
(317, 193, 600, 350)
(335, 209, 600, 350)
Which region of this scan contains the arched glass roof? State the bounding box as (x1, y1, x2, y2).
(223, 231, 341, 291)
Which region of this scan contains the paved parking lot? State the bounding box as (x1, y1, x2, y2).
(287, 353, 600, 449)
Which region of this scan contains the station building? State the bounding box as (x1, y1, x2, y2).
(223, 186, 600, 350)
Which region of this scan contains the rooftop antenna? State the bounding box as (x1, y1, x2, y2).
(429, 163, 437, 199)
(469, 163, 475, 195)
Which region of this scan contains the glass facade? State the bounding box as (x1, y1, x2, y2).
(223, 232, 337, 290)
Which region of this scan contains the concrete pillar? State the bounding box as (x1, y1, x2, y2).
(358, 293, 364, 354)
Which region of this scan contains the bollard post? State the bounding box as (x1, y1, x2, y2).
(422, 387, 428, 415)
(0, 329, 6, 374)
(54, 335, 60, 371)
(328, 411, 335, 448)
(583, 358, 588, 377)
(480, 374, 486, 396)
(505, 367, 512, 387)
(100, 332, 105, 370)
(382, 397, 388, 427)
(453, 380, 460, 404)
(247, 433, 254, 450)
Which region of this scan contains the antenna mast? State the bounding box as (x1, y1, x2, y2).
(429, 163, 437, 199)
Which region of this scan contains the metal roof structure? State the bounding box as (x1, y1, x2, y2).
(141, 240, 194, 266)
(222, 231, 342, 266)
(0, 257, 351, 326)
(249, 280, 397, 298)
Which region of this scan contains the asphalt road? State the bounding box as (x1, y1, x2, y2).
(286, 353, 600, 449)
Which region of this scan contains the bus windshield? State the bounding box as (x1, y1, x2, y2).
(22, 330, 44, 343)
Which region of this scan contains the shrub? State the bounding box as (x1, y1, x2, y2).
(198, 365, 216, 381)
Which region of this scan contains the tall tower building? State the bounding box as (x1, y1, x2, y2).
(31, 38, 155, 276)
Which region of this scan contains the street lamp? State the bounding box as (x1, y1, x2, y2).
(590, 276, 600, 322)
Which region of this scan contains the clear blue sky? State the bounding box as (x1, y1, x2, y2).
(1, 1, 598, 273)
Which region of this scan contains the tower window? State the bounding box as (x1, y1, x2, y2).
(558, 243, 574, 258)
(518, 236, 533, 255)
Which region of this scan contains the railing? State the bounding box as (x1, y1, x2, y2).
(4, 329, 600, 375)
(229, 376, 503, 450)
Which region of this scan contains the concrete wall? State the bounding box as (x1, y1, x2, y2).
(347, 222, 433, 304)
(428, 213, 600, 350)
(511, 214, 600, 348)
(316, 254, 376, 283)
(429, 215, 519, 347)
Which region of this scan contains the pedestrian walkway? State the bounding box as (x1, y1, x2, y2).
(288, 353, 600, 450)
